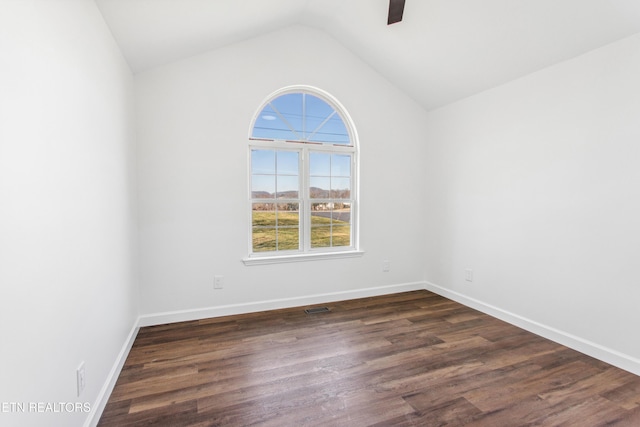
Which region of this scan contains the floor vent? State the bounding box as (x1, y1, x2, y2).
(304, 307, 330, 315)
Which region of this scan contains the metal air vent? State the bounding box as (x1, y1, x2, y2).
(304, 307, 331, 314)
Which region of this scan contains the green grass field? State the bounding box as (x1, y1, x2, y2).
(252, 212, 350, 251)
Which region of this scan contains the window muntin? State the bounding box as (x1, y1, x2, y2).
(251, 149, 301, 252)
(309, 152, 352, 249)
(252, 202, 300, 252)
(251, 150, 299, 198)
(249, 88, 357, 257)
(251, 92, 350, 145)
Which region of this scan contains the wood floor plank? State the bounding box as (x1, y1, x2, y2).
(98, 290, 640, 426)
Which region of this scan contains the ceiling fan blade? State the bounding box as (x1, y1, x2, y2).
(388, 0, 405, 25)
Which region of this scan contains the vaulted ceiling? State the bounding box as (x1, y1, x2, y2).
(95, 0, 640, 110)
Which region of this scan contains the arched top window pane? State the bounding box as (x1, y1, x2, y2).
(252, 92, 351, 145)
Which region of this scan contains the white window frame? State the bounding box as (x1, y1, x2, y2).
(243, 86, 363, 265)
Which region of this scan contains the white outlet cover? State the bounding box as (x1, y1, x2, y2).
(214, 275, 223, 289)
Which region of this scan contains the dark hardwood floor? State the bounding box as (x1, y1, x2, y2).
(98, 290, 640, 426)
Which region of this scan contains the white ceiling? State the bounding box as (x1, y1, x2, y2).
(95, 0, 640, 110)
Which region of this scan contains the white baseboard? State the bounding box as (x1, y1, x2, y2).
(87, 280, 640, 425)
(138, 281, 427, 327)
(423, 281, 640, 377)
(85, 321, 140, 427)
(87, 282, 424, 424)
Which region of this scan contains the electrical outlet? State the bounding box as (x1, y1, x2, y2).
(382, 260, 390, 272)
(76, 362, 86, 397)
(465, 269, 473, 282)
(214, 275, 224, 289)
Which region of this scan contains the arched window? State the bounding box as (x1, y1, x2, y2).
(246, 87, 359, 261)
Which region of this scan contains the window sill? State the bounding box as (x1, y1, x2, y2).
(242, 250, 365, 266)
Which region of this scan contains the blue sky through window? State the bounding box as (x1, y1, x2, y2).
(252, 93, 350, 144)
(251, 150, 299, 198)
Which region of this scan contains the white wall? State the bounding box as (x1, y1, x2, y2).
(135, 25, 429, 319)
(424, 33, 640, 372)
(0, 1, 138, 426)
(4, 2, 638, 423)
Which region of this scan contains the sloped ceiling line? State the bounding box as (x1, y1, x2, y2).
(95, 0, 640, 110)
